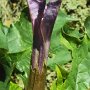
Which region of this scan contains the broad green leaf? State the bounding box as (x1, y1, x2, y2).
(80, 35, 88, 57)
(7, 13, 32, 53)
(51, 10, 78, 50)
(0, 22, 8, 50)
(50, 11, 78, 70)
(62, 25, 84, 43)
(16, 49, 31, 73)
(64, 53, 90, 90)
(53, 10, 78, 32)
(8, 49, 31, 87)
(16, 49, 31, 86)
(9, 82, 22, 90)
(7, 25, 27, 53)
(62, 35, 90, 90)
(15, 13, 33, 45)
(84, 16, 90, 38)
(47, 45, 71, 69)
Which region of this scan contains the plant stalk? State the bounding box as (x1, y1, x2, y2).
(26, 0, 61, 90)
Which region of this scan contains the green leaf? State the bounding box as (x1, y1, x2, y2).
(85, 16, 90, 38)
(8, 49, 31, 87)
(60, 33, 73, 50)
(0, 56, 13, 90)
(51, 10, 78, 50)
(47, 45, 71, 69)
(9, 82, 22, 90)
(50, 66, 64, 90)
(16, 49, 31, 73)
(7, 14, 32, 53)
(0, 82, 9, 90)
(55, 66, 63, 90)
(58, 65, 69, 80)
(0, 54, 14, 83)
(62, 35, 90, 90)
(16, 49, 31, 86)
(15, 13, 33, 45)
(49, 13, 75, 69)
(0, 22, 8, 50)
(7, 25, 26, 53)
(87, 39, 90, 52)
(56, 66, 63, 83)
(62, 24, 84, 43)
(53, 10, 78, 31)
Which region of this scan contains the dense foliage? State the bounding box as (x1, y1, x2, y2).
(0, 0, 90, 90)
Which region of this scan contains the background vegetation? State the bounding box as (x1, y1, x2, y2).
(0, 0, 90, 90)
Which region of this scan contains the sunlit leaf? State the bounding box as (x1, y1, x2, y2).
(7, 14, 32, 53)
(9, 82, 22, 90)
(50, 80, 57, 90)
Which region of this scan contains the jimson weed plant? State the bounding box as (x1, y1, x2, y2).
(27, 0, 61, 90)
(0, 0, 90, 90)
